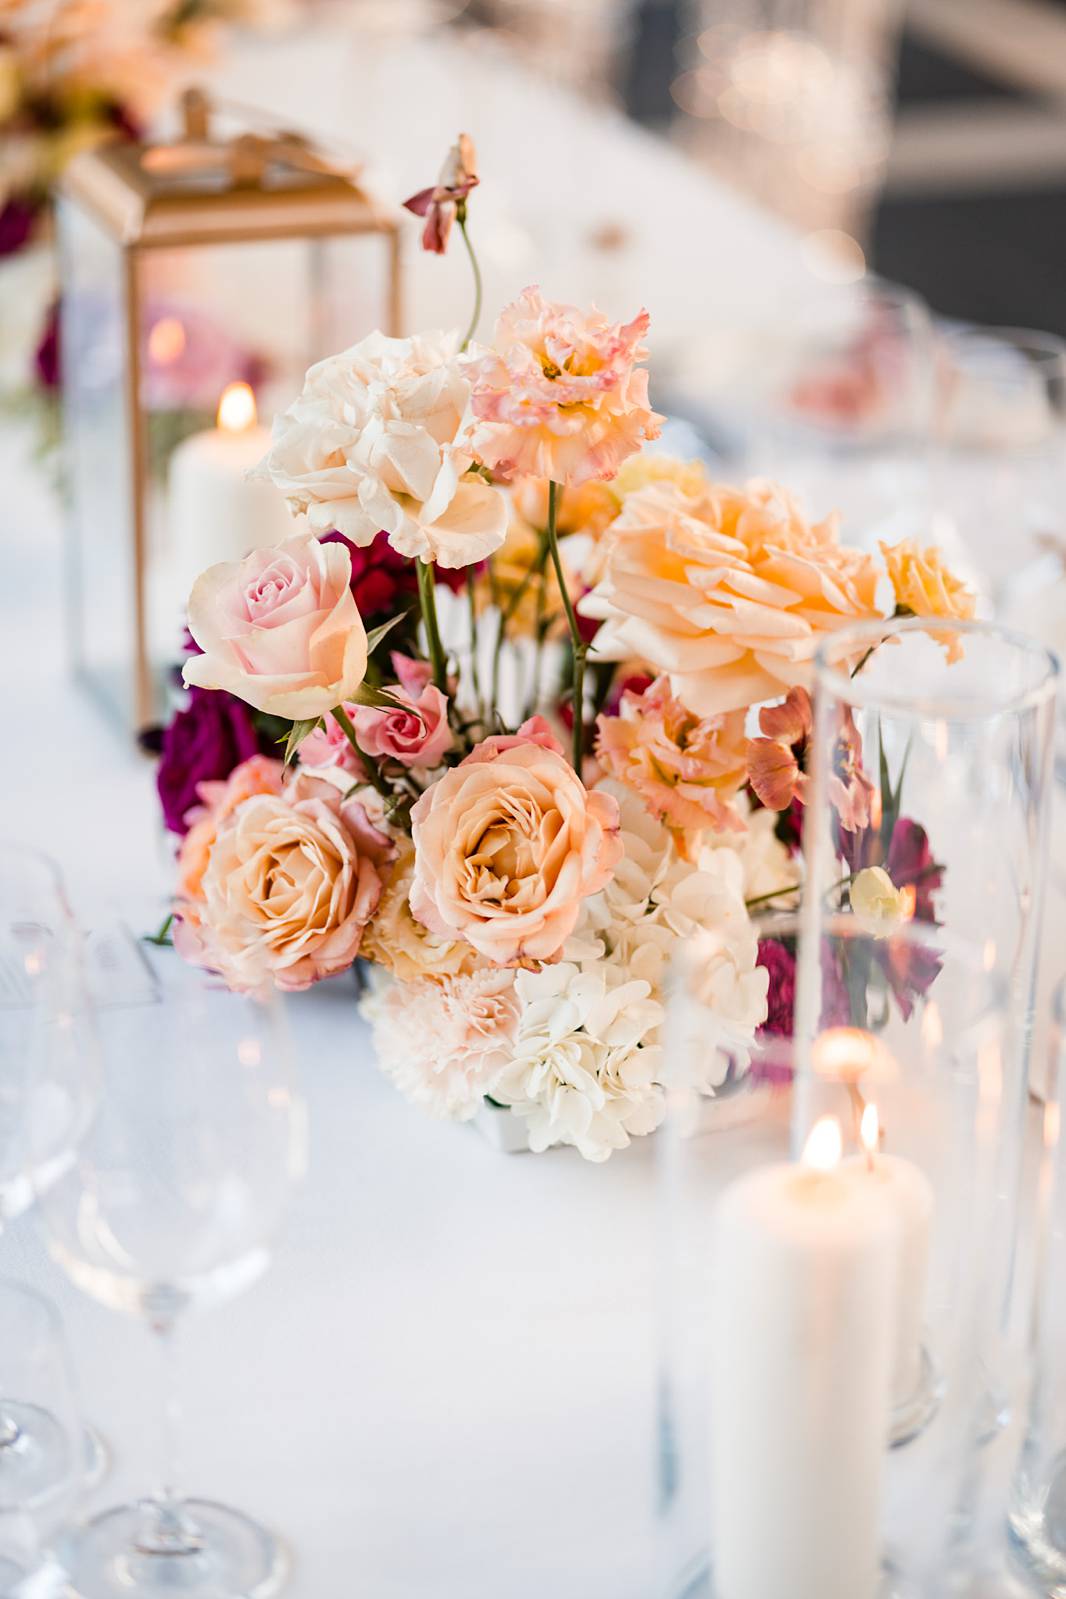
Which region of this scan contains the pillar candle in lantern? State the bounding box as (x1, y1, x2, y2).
(168, 381, 293, 600)
(709, 1116, 899, 1599)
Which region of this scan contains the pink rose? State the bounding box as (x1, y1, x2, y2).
(187, 773, 393, 992)
(183, 533, 369, 720)
(299, 713, 365, 775)
(350, 654, 452, 768)
(409, 731, 622, 966)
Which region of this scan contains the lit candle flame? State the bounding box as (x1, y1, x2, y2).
(217, 381, 257, 433)
(803, 1116, 842, 1172)
(860, 1102, 880, 1168)
(898, 885, 916, 922)
(147, 315, 186, 367)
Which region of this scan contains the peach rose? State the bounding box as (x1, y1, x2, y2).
(465, 286, 663, 486)
(190, 775, 393, 991)
(183, 533, 369, 720)
(175, 754, 286, 920)
(880, 540, 976, 662)
(580, 478, 882, 716)
(595, 676, 748, 856)
(409, 728, 623, 965)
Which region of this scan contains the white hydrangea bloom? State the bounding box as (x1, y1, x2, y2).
(488, 781, 767, 1161)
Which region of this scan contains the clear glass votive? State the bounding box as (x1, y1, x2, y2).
(802, 618, 1058, 1410)
(658, 911, 1010, 1599)
(1008, 974, 1066, 1588)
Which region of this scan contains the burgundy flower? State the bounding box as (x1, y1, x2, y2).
(157, 687, 270, 836)
(34, 300, 60, 391)
(0, 195, 39, 259)
(885, 817, 942, 923)
(756, 938, 796, 1042)
(403, 134, 479, 255)
(319, 530, 419, 622)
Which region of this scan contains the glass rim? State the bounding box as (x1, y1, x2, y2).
(939, 323, 1066, 369)
(813, 616, 1060, 720)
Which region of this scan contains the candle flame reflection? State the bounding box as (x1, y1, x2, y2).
(217, 380, 257, 433)
(147, 315, 186, 367)
(803, 1116, 842, 1172)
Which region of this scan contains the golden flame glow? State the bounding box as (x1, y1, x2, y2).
(803, 1116, 842, 1172)
(1045, 1100, 1061, 1152)
(899, 884, 916, 921)
(811, 1026, 894, 1083)
(860, 1102, 880, 1157)
(147, 316, 187, 367)
(217, 381, 257, 433)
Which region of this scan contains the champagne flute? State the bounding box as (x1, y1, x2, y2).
(35, 958, 307, 1599)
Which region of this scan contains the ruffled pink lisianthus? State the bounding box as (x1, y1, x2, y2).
(464, 286, 663, 486)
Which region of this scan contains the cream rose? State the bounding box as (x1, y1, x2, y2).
(579, 479, 882, 716)
(409, 729, 623, 966)
(183, 533, 368, 720)
(255, 329, 508, 569)
(193, 775, 393, 991)
(850, 866, 907, 933)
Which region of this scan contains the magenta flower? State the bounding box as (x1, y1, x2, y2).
(403, 134, 479, 255)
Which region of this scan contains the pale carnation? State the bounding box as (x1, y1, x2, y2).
(465, 287, 663, 486)
(361, 966, 520, 1120)
(361, 843, 479, 983)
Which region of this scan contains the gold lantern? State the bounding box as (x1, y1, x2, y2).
(58, 90, 403, 733)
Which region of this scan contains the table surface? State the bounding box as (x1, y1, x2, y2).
(1, 25, 1056, 1597)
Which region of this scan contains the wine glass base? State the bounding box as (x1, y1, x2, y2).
(61, 1499, 289, 1599)
(0, 1399, 76, 1504)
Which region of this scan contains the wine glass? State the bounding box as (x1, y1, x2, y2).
(746, 278, 936, 547)
(0, 845, 101, 1534)
(34, 957, 307, 1599)
(0, 1284, 85, 1590)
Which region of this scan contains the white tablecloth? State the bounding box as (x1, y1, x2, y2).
(3, 407, 665, 1596)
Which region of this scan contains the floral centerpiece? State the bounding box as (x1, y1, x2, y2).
(153, 138, 976, 1161)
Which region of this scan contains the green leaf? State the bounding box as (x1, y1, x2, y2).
(284, 717, 322, 765)
(365, 608, 414, 656)
(350, 681, 421, 720)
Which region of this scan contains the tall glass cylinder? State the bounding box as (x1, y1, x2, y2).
(801, 618, 1057, 1417)
(659, 911, 1010, 1599)
(1009, 974, 1066, 1587)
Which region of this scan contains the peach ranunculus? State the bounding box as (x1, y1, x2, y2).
(183, 533, 369, 720)
(255, 330, 508, 568)
(880, 539, 976, 662)
(595, 676, 748, 856)
(579, 478, 883, 717)
(361, 842, 480, 983)
(189, 774, 394, 992)
(464, 286, 663, 486)
(409, 723, 623, 965)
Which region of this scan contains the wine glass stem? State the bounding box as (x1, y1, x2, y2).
(136, 1317, 201, 1557)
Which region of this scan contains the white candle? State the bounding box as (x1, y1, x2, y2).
(709, 1118, 899, 1599)
(844, 1106, 935, 1413)
(168, 381, 292, 598)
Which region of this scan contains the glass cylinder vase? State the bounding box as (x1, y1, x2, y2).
(658, 910, 1011, 1599)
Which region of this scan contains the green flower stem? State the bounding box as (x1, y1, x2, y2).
(466, 567, 483, 720)
(457, 210, 483, 352)
(416, 560, 448, 692)
(331, 705, 389, 800)
(144, 912, 174, 947)
(544, 480, 587, 773)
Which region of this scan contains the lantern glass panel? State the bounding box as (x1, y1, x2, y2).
(57, 194, 135, 729)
